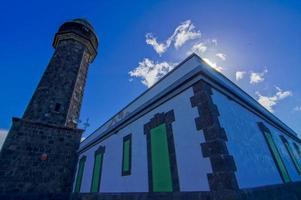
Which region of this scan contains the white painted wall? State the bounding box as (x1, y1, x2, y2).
(80, 56, 201, 148)
(212, 88, 301, 189)
(74, 81, 301, 193)
(74, 87, 212, 192)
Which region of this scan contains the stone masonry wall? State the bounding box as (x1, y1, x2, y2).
(23, 40, 90, 129)
(0, 118, 82, 193)
(190, 80, 239, 200)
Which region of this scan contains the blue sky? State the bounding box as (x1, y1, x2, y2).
(0, 0, 301, 140)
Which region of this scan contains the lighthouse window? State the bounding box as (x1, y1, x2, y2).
(54, 103, 61, 112)
(122, 134, 132, 176)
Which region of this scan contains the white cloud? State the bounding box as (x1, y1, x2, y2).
(145, 33, 171, 56)
(275, 86, 292, 100)
(256, 87, 292, 112)
(136, 20, 228, 87)
(250, 69, 268, 84)
(173, 20, 201, 49)
(256, 93, 277, 112)
(203, 58, 223, 72)
(129, 58, 176, 88)
(80, 137, 86, 142)
(145, 20, 201, 55)
(187, 42, 207, 55)
(216, 53, 226, 61)
(236, 71, 246, 81)
(294, 106, 301, 111)
(0, 129, 8, 149)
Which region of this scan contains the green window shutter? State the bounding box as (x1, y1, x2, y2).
(122, 134, 132, 176)
(90, 146, 105, 192)
(74, 156, 87, 192)
(150, 123, 173, 192)
(280, 136, 301, 174)
(293, 143, 301, 157)
(263, 131, 291, 183)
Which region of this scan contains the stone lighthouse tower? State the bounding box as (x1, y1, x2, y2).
(0, 19, 98, 193)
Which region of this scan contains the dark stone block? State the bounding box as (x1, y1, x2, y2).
(165, 110, 175, 123)
(195, 115, 212, 131)
(192, 81, 212, 94)
(201, 139, 229, 157)
(190, 92, 211, 108)
(210, 155, 237, 172)
(212, 190, 240, 200)
(203, 127, 227, 142)
(198, 101, 220, 117)
(208, 172, 239, 191)
(190, 81, 239, 195)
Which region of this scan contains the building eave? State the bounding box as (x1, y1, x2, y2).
(79, 54, 299, 153)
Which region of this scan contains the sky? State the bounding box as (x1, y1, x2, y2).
(0, 0, 301, 142)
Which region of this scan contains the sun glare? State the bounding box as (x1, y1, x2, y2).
(203, 58, 223, 72)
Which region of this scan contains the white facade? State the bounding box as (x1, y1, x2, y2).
(212, 89, 301, 189)
(74, 54, 301, 193)
(77, 87, 212, 192)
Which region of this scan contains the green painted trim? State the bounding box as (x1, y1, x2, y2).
(263, 131, 290, 182)
(258, 122, 291, 183)
(150, 123, 173, 192)
(90, 146, 105, 192)
(122, 134, 132, 176)
(293, 142, 301, 158)
(144, 111, 179, 192)
(74, 156, 86, 192)
(281, 136, 301, 174)
(123, 140, 130, 171)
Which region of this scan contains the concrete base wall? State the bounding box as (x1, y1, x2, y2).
(0, 182, 300, 200)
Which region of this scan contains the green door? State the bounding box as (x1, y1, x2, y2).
(74, 156, 86, 192)
(150, 123, 173, 192)
(90, 153, 104, 192)
(90, 146, 105, 192)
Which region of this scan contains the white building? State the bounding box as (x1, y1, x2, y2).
(73, 54, 301, 199)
